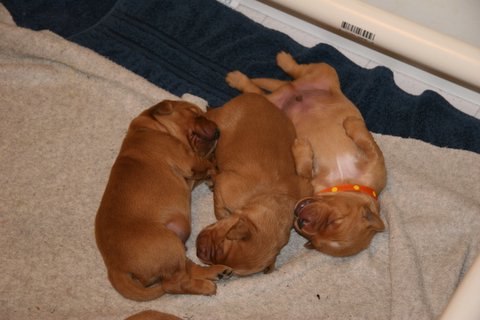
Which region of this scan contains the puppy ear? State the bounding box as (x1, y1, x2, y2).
(363, 203, 385, 231)
(150, 100, 174, 118)
(226, 217, 254, 241)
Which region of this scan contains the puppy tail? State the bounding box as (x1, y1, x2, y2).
(108, 269, 166, 301)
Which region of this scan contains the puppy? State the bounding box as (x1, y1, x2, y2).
(226, 52, 386, 257)
(196, 93, 312, 275)
(95, 100, 231, 301)
(125, 310, 181, 320)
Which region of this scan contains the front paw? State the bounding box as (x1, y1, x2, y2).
(342, 116, 364, 138)
(292, 138, 314, 179)
(206, 264, 233, 281)
(216, 266, 234, 280)
(201, 280, 218, 296)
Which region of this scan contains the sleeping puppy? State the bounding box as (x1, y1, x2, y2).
(225, 52, 386, 257)
(95, 100, 231, 301)
(196, 93, 312, 275)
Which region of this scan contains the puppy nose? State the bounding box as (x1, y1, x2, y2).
(213, 128, 220, 140)
(294, 198, 313, 217)
(297, 218, 305, 229)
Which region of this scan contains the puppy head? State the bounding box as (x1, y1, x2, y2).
(148, 100, 220, 157)
(293, 192, 385, 256)
(196, 208, 279, 276)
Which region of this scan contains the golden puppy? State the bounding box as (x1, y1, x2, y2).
(95, 100, 231, 301)
(196, 93, 312, 275)
(226, 52, 386, 257)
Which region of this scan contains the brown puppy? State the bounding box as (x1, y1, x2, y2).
(125, 310, 181, 320)
(196, 93, 312, 275)
(95, 100, 231, 301)
(226, 52, 386, 257)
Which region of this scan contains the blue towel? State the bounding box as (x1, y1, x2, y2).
(3, 0, 480, 153)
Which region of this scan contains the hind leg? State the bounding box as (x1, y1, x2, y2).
(276, 51, 341, 90)
(226, 52, 302, 84)
(226, 70, 289, 93)
(226, 71, 264, 94)
(251, 78, 288, 92)
(276, 51, 306, 79)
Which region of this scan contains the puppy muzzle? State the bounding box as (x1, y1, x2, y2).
(294, 197, 314, 218)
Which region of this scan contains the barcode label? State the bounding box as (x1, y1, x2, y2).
(341, 21, 376, 42)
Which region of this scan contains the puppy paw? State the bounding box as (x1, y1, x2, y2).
(276, 51, 294, 65)
(202, 280, 218, 296)
(205, 264, 233, 281)
(216, 267, 234, 280)
(342, 116, 363, 137)
(276, 51, 296, 72)
(189, 262, 233, 281)
(292, 138, 314, 179)
(226, 70, 249, 90)
(184, 279, 217, 296)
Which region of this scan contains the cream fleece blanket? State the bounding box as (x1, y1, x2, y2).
(1, 5, 479, 320)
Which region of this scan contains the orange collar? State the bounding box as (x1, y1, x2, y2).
(319, 184, 378, 200)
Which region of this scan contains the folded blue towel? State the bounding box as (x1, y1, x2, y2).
(3, 0, 480, 153)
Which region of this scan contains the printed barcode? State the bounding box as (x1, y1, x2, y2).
(341, 21, 376, 42)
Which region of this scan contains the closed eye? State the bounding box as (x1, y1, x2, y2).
(326, 218, 343, 229)
(187, 107, 201, 115)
